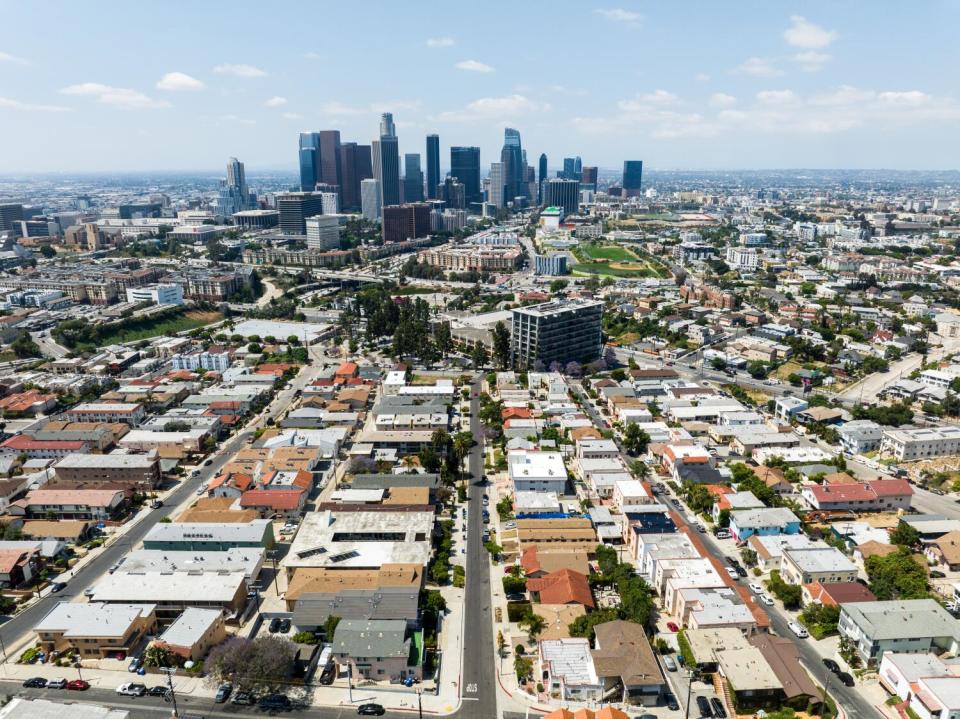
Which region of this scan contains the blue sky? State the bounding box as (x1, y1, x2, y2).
(1, 0, 958, 173)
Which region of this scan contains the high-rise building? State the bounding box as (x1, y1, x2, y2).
(373, 137, 401, 208)
(320, 192, 339, 215)
(510, 299, 604, 370)
(574, 156, 582, 180)
(318, 130, 342, 189)
(500, 128, 525, 203)
(562, 157, 577, 180)
(623, 160, 643, 197)
(439, 177, 465, 209)
(298, 132, 320, 191)
(581, 166, 598, 191)
(380, 113, 396, 139)
(276, 192, 324, 235)
(403, 153, 424, 203)
(382, 203, 430, 243)
(538, 154, 548, 205)
(339, 143, 373, 211)
(543, 178, 580, 216)
(488, 162, 505, 209)
(360, 179, 381, 223)
(0, 203, 24, 234)
(450, 146, 481, 207)
(216, 157, 253, 216)
(425, 134, 440, 200)
(306, 215, 342, 250)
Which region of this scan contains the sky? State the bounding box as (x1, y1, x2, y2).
(1, 0, 959, 174)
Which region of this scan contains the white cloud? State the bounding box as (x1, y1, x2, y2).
(594, 8, 643, 26)
(793, 51, 831, 72)
(213, 63, 267, 78)
(0, 51, 27, 65)
(756, 90, 798, 105)
(0, 96, 71, 112)
(264, 96, 287, 107)
(737, 57, 782, 78)
(695, 73, 712, 83)
(878, 90, 931, 106)
(617, 90, 679, 113)
(455, 59, 494, 73)
(282, 112, 302, 120)
(784, 15, 838, 49)
(60, 83, 170, 110)
(709, 93, 737, 108)
(426, 36, 455, 48)
(434, 94, 546, 122)
(303, 52, 321, 60)
(156, 72, 204, 91)
(321, 101, 364, 116)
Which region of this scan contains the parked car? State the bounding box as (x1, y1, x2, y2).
(215, 682, 232, 703)
(127, 655, 142, 672)
(735, 566, 747, 577)
(665, 693, 680, 711)
(66, 679, 90, 691)
(117, 683, 147, 697)
(711, 697, 728, 718)
(748, 582, 764, 594)
(724, 567, 738, 580)
(695, 524, 706, 533)
(50, 581, 67, 593)
(930, 570, 946, 579)
(258, 694, 291, 711)
(788, 621, 809, 639)
(232, 691, 256, 705)
(759, 593, 774, 606)
(268, 617, 282, 633)
(714, 530, 731, 539)
(696, 695, 712, 717)
(22, 677, 47, 688)
(666, 621, 680, 632)
(663, 655, 677, 671)
(150, 499, 163, 509)
(503, 521, 516, 530)
(147, 686, 169, 697)
(46, 678, 67, 689)
(279, 617, 291, 633)
(837, 671, 855, 687)
(822, 658, 840, 674)
(358, 704, 386, 716)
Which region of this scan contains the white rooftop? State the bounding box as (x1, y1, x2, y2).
(508, 451, 567, 480)
(34, 602, 155, 638)
(158, 607, 223, 648)
(783, 546, 858, 574)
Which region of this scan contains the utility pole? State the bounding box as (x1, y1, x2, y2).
(160, 667, 179, 718)
(684, 668, 699, 719)
(417, 687, 423, 719)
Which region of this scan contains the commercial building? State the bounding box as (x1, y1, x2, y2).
(299, 132, 320, 191)
(881, 426, 960, 461)
(839, 599, 960, 666)
(421, 244, 521, 273)
(306, 215, 341, 251)
(543, 178, 580, 216)
(53, 453, 161, 489)
(141, 520, 274, 551)
(533, 253, 568, 276)
(622, 161, 643, 197)
(382, 203, 430, 243)
(801, 479, 913, 512)
(339, 142, 372, 211)
(361, 179, 382, 222)
(124, 283, 184, 306)
(64, 402, 146, 426)
(171, 348, 232, 372)
(34, 601, 157, 658)
(510, 299, 603, 369)
(450, 146, 481, 206)
(372, 135, 401, 207)
(276, 192, 324, 235)
(232, 209, 279, 230)
(425, 134, 440, 200)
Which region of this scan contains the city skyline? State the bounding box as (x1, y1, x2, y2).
(1, 1, 959, 173)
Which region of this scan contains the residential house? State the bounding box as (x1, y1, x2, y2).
(801, 479, 913, 512)
(331, 619, 421, 681)
(838, 599, 960, 666)
(728, 508, 802, 543)
(779, 547, 859, 586)
(152, 607, 228, 663)
(527, 569, 595, 609)
(591, 620, 666, 706)
(34, 601, 157, 657)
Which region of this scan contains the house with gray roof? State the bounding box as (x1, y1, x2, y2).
(838, 599, 960, 666)
(330, 619, 421, 681)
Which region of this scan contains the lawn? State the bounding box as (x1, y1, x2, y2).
(97, 309, 224, 344)
(578, 243, 637, 263)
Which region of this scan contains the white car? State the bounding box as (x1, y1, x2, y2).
(759, 593, 774, 606)
(116, 683, 146, 697)
(788, 621, 809, 638)
(748, 582, 764, 594)
(725, 567, 739, 580)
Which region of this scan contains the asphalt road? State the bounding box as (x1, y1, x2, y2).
(0, 360, 324, 658)
(458, 378, 497, 719)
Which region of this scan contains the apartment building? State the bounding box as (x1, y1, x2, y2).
(510, 300, 603, 370)
(63, 402, 146, 426)
(881, 426, 960, 461)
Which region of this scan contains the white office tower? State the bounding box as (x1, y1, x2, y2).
(306, 215, 341, 250)
(320, 192, 339, 215)
(361, 179, 382, 222)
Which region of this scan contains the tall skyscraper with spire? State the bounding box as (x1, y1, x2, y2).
(217, 157, 253, 215)
(500, 128, 524, 204)
(374, 113, 401, 208)
(538, 153, 548, 205)
(380, 112, 396, 139)
(425, 134, 440, 200)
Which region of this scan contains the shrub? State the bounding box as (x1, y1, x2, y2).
(507, 601, 532, 622)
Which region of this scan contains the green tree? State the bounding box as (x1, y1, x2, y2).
(492, 321, 511, 369)
(206, 636, 296, 693)
(471, 342, 489, 369)
(865, 548, 929, 600)
(889, 522, 920, 547)
(10, 332, 41, 359)
(39, 244, 56, 258)
(519, 612, 546, 638)
(623, 424, 651, 455)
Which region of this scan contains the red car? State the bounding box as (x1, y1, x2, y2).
(666, 622, 680, 633)
(66, 680, 90, 691)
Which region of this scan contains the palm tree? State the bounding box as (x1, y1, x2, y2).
(519, 613, 546, 639)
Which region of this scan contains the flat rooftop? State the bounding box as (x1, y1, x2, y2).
(34, 602, 155, 637)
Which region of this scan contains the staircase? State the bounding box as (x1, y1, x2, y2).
(712, 672, 737, 718)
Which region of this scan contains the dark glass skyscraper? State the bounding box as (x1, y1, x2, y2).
(425, 134, 440, 200)
(298, 132, 320, 191)
(562, 157, 577, 180)
(450, 146, 481, 207)
(538, 153, 548, 205)
(318, 130, 342, 189)
(544, 178, 580, 215)
(403, 153, 424, 203)
(339, 142, 373, 211)
(581, 166, 598, 191)
(623, 160, 643, 197)
(500, 128, 524, 203)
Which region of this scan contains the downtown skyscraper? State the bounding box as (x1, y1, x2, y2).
(425, 134, 440, 200)
(623, 160, 643, 197)
(499, 128, 525, 204)
(317, 130, 342, 189)
(450, 146, 481, 207)
(404, 153, 424, 203)
(299, 132, 320, 191)
(373, 112, 401, 208)
(216, 157, 253, 215)
(538, 153, 548, 205)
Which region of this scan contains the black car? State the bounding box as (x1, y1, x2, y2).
(268, 617, 282, 633)
(725, 557, 739, 567)
(711, 697, 728, 719)
(215, 682, 232, 703)
(665, 693, 680, 711)
(931, 570, 947, 578)
(822, 658, 840, 674)
(319, 666, 336, 685)
(50, 581, 67, 593)
(734, 566, 747, 577)
(357, 704, 386, 716)
(278, 618, 291, 633)
(696, 696, 712, 717)
(232, 691, 256, 705)
(22, 677, 47, 688)
(837, 672, 855, 687)
(147, 686, 169, 697)
(258, 694, 291, 710)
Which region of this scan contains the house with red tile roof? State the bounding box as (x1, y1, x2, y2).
(239, 488, 306, 520)
(335, 362, 359, 383)
(0, 391, 56, 416)
(802, 581, 876, 607)
(801, 479, 912, 512)
(0, 434, 91, 459)
(527, 569, 595, 608)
